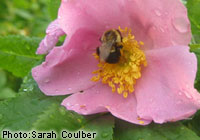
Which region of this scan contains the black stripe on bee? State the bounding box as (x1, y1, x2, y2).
(96, 29, 123, 64)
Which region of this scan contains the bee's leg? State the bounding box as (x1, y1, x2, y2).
(115, 43, 123, 49)
(96, 47, 100, 55)
(118, 45, 123, 49)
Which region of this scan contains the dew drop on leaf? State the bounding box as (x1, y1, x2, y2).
(59, 107, 66, 116)
(101, 132, 109, 138)
(23, 88, 28, 92)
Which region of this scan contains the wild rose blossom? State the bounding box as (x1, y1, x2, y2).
(32, 0, 200, 125)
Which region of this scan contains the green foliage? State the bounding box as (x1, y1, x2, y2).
(0, 35, 42, 77)
(0, 70, 6, 89)
(114, 120, 200, 140)
(82, 115, 114, 140)
(0, 0, 50, 37)
(187, 0, 200, 43)
(0, 70, 16, 100)
(183, 111, 200, 137)
(0, 75, 65, 131)
(190, 44, 200, 91)
(33, 104, 114, 140)
(33, 104, 86, 131)
(47, 0, 61, 20)
(0, 75, 114, 140)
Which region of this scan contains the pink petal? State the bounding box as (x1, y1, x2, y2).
(58, 0, 132, 38)
(37, 19, 65, 54)
(135, 46, 200, 123)
(58, 0, 191, 49)
(61, 83, 151, 125)
(32, 29, 100, 95)
(125, 0, 191, 49)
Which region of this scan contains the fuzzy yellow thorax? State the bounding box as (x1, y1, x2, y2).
(91, 27, 147, 98)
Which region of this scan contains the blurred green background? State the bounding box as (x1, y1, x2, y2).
(0, 0, 59, 97)
(0, 0, 51, 37)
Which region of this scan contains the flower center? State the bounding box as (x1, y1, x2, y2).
(91, 27, 147, 98)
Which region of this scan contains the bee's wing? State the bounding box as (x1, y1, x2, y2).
(99, 41, 114, 62)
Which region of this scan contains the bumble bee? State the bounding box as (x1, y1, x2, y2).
(96, 29, 123, 64)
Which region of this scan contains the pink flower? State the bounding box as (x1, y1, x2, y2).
(32, 0, 200, 125)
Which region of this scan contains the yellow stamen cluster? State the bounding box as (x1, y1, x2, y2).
(91, 27, 147, 98)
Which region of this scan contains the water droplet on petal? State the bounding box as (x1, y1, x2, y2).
(44, 79, 50, 83)
(159, 27, 165, 32)
(68, 88, 72, 91)
(55, 89, 59, 93)
(172, 17, 189, 33)
(32, 71, 38, 78)
(149, 98, 153, 103)
(179, 89, 192, 99)
(154, 9, 162, 16)
(152, 26, 157, 31)
(66, 103, 71, 107)
(171, 40, 176, 46)
(178, 91, 183, 95)
(185, 92, 192, 99)
(42, 62, 48, 67)
(105, 25, 110, 29)
(188, 61, 192, 65)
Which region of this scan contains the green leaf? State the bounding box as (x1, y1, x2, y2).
(184, 111, 200, 137)
(0, 70, 6, 89)
(33, 104, 86, 132)
(33, 104, 114, 140)
(82, 114, 114, 140)
(187, 0, 200, 43)
(190, 44, 200, 91)
(0, 35, 42, 77)
(0, 74, 114, 140)
(0, 88, 16, 100)
(0, 70, 17, 100)
(47, 0, 61, 20)
(0, 74, 65, 131)
(114, 120, 200, 140)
